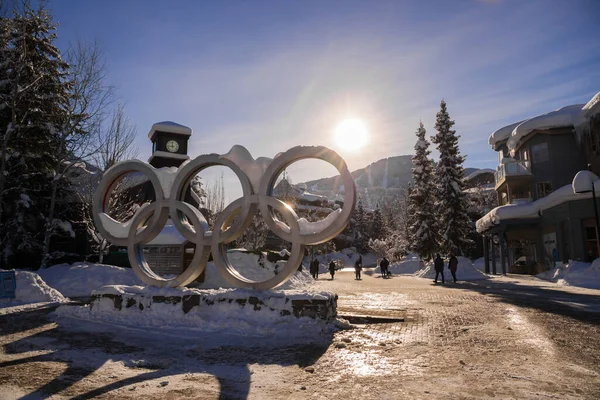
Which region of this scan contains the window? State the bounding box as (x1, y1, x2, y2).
(585, 226, 599, 261)
(536, 181, 553, 198)
(531, 143, 549, 163)
(522, 149, 528, 160)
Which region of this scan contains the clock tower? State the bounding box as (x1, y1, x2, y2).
(147, 121, 192, 168)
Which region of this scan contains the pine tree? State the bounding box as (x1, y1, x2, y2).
(353, 199, 370, 253)
(408, 121, 438, 259)
(369, 206, 385, 240)
(431, 100, 472, 255)
(0, 3, 72, 267)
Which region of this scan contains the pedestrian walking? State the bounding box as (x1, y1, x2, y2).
(448, 253, 458, 283)
(329, 261, 336, 280)
(434, 254, 445, 284)
(380, 257, 390, 278)
(309, 259, 318, 279)
(313, 259, 319, 279)
(354, 258, 362, 280)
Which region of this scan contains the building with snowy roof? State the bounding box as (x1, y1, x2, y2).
(478, 91, 600, 274)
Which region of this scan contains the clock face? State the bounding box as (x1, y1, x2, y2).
(166, 140, 179, 153)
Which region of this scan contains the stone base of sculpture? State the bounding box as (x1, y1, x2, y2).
(88, 285, 338, 322)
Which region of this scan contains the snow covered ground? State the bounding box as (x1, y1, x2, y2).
(536, 259, 600, 289)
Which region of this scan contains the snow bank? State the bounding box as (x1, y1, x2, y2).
(0, 271, 67, 306)
(377, 254, 423, 275)
(55, 286, 336, 341)
(199, 258, 314, 290)
(536, 260, 600, 289)
(39, 253, 313, 296)
(38, 263, 141, 298)
(414, 257, 489, 281)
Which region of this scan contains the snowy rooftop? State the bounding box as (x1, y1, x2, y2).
(506, 104, 585, 154)
(582, 91, 600, 116)
(488, 91, 600, 152)
(147, 121, 192, 140)
(488, 120, 525, 148)
(476, 172, 600, 233)
(464, 168, 495, 181)
(147, 220, 187, 245)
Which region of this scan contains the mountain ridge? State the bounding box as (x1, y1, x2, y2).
(303, 154, 480, 194)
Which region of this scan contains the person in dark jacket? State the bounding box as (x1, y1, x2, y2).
(354, 258, 362, 280)
(434, 254, 445, 284)
(328, 261, 336, 280)
(309, 259, 318, 279)
(380, 257, 390, 278)
(448, 253, 458, 283)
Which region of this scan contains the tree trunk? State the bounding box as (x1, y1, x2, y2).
(0, 125, 10, 225)
(41, 163, 60, 268)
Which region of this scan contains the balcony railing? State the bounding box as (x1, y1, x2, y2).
(495, 160, 532, 184)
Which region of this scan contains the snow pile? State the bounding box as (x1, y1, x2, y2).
(384, 254, 423, 275)
(35, 252, 311, 297)
(198, 258, 314, 290)
(55, 286, 336, 340)
(536, 260, 600, 289)
(38, 263, 141, 298)
(414, 257, 489, 280)
(0, 271, 67, 306)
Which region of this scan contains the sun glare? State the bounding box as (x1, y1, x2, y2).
(334, 119, 369, 151)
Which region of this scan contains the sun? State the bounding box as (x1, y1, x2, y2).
(334, 119, 369, 151)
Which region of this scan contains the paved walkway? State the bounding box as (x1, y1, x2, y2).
(1, 271, 600, 399)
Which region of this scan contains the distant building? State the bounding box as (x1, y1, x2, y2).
(477, 91, 600, 274)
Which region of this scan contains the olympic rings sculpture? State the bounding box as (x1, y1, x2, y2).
(93, 145, 356, 290)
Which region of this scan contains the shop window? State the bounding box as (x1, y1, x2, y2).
(531, 143, 549, 163)
(536, 181, 552, 198)
(585, 226, 599, 262)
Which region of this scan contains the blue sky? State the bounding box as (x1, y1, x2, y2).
(49, 0, 600, 185)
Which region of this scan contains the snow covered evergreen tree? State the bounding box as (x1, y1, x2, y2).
(0, 3, 72, 267)
(408, 121, 438, 259)
(369, 206, 385, 240)
(431, 100, 472, 255)
(352, 199, 370, 253)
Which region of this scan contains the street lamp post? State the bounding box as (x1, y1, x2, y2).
(573, 170, 600, 258)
